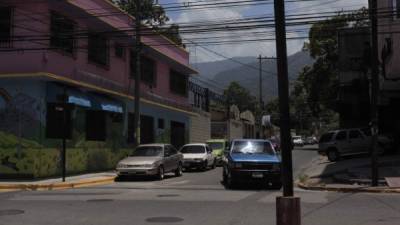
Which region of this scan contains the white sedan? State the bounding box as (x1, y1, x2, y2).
(179, 143, 217, 171)
(292, 136, 304, 147)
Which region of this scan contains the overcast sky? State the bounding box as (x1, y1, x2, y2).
(159, 0, 368, 63)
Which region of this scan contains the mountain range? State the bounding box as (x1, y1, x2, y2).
(191, 50, 314, 101)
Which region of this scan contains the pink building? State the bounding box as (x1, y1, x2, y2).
(0, 0, 197, 178)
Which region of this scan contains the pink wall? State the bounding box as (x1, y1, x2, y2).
(378, 0, 400, 79)
(0, 0, 191, 106)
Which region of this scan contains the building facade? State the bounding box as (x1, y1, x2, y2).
(0, 0, 196, 178)
(337, 28, 371, 128)
(377, 0, 400, 146)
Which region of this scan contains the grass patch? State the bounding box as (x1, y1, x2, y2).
(298, 174, 309, 183)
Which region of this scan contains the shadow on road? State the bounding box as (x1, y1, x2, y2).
(294, 145, 319, 151)
(114, 174, 177, 182)
(219, 181, 281, 191)
(182, 168, 210, 173)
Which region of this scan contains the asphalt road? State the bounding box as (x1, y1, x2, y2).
(1, 148, 400, 225)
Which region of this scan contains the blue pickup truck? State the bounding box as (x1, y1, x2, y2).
(222, 139, 282, 189)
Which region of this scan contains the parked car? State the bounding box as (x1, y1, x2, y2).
(305, 136, 318, 145)
(180, 143, 216, 170)
(222, 139, 282, 189)
(318, 128, 394, 162)
(292, 136, 304, 147)
(116, 144, 183, 180)
(206, 139, 229, 165)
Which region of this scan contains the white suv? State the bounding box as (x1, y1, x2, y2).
(180, 144, 217, 170)
(318, 128, 394, 162)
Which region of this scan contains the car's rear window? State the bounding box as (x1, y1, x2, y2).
(130, 146, 162, 157)
(180, 146, 206, 154)
(319, 133, 334, 143)
(361, 128, 372, 136)
(207, 142, 223, 150)
(231, 141, 275, 155)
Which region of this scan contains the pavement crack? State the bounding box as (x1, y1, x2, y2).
(302, 193, 354, 218)
(367, 195, 400, 214)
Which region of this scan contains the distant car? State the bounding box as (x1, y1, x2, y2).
(318, 128, 394, 162)
(305, 136, 318, 145)
(180, 143, 216, 170)
(206, 139, 229, 165)
(292, 136, 304, 147)
(116, 144, 183, 180)
(222, 139, 282, 189)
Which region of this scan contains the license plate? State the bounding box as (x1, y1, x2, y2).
(252, 172, 264, 178)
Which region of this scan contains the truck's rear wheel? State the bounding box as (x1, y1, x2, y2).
(327, 149, 339, 162)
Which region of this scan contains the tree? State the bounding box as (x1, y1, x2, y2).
(297, 8, 368, 118)
(114, 0, 169, 26)
(113, 0, 184, 47)
(223, 82, 257, 112)
(158, 24, 184, 47)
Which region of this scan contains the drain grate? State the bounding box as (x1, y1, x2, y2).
(86, 199, 114, 202)
(157, 194, 180, 198)
(146, 217, 184, 223)
(0, 210, 24, 216)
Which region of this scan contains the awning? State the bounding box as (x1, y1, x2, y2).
(68, 89, 92, 107)
(89, 94, 123, 113)
(47, 83, 92, 107)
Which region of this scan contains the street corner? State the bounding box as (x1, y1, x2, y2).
(295, 154, 400, 193)
(0, 176, 116, 191)
(297, 180, 400, 194)
(296, 168, 400, 194)
(0, 188, 19, 193)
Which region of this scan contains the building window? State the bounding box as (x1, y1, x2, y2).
(158, 118, 165, 129)
(86, 110, 106, 141)
(115, 43, 124, 58)
(393, 0, 400, 19)
(88, 33, 109, 66)
(50, 12, 75, 54)
(170, 70, 188, 96)
(130, 52, 156, 86)
(0, 7, 12, 48)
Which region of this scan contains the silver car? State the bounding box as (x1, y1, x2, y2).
(116, 144, 183, 180)
(318, 128, 393, 162)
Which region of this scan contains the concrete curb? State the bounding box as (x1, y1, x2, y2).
(0, 176, 116, 191)
(297, 182, 400, 193)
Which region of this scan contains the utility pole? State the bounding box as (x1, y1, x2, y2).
(61, 87, 67, 182)
(259, 54, 263, 114)
(258, 55, 274, 139)
(369, 0, 379, 187)
(258, 55, 264, 139)
(274, 0, 301, 224)
(133, 0, 142, 147)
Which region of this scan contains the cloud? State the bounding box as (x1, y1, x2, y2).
(172, 0, 368, 63)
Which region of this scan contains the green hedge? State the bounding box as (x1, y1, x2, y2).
(0, 148, 130, 178)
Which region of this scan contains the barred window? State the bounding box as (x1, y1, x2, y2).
(50, 12, 75, 53)
(0, 7, 12, 48)
(88, 33, 109, 66)
(170, 70, 188, 96)
(130, 53, 156, 86)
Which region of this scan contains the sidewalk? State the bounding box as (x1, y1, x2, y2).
(297, 153, 400, 193)
(0, 172, 116, 191)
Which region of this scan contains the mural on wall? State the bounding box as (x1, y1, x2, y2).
(0, 83, 192, 179)
(0, 90, 43, 146)
(0, 86, 129, 179)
